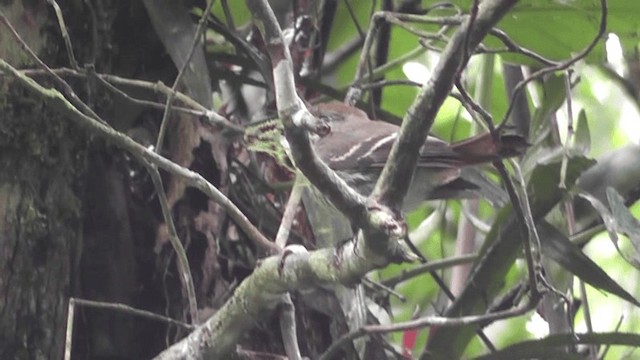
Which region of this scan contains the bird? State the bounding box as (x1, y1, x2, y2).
(309, 101, 527, 210)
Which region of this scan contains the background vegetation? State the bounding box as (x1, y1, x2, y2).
(2, 0, 640, 359)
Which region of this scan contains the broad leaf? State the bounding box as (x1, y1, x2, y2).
(574, 145, 640, 230)
(607, 187, 640, 261)
(578, 189, 640, 268)
(425, 156, 595, 359)
(423, 0, 640, 63)
(539, 221, 640, 307)
(573, 109, 591, 155)
(531, 73, 566, 140)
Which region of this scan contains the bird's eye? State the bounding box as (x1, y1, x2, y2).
(316, 115, 332, 137)
(316, 121, 331, 137)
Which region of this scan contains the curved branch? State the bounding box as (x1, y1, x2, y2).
(245, 0, 415, 265)
(373, 0, 518, 209)
(500, 0, 608, 126)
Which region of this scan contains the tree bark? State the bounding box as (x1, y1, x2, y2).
(0, 82, 83, 359)
(0, 2, 157, 358)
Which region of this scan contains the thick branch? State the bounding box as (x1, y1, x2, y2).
(373, 0, 518, 209)
(0, 51, 386, 359)
(245, 0, 413, 264)
(153, 239, 389, 358)
(245, 0, 371, 226)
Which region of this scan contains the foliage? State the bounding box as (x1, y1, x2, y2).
(3, 0, 640, 359)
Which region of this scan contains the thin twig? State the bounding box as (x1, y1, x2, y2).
(155, 0, 216, 153)
(0, 59, 280, 255)
(279, 294, 302, 360)
(448, 92, 490, 131)
(346, 12, 460, 102)
(460, 0, 480, 69)
(494, 161, 540, 295)
(555, 74, 595, 354)
(322, 36, 364, 74)
(146, 164, 199, 324)
(375, 12, 464, 26)
(362, 277, 406, 302)
(319, 297, 538, 360)
(383, 15, 443, 42)
(382, 253, 477, 288)
(82, 0, 98, 65)
(500, 0, 608, 127)
(0, 13, 102, 122)
(488, 28, 558, 67)
(360, 78, 421, 90)
(221, 0, 236, 30)
(454, 81, 496, 132)
(344, 10, 380, 104)
(343, 0, 365, 38)
(559, 71, 575, 189)
(362, 46, 425, 80)
(275, 175, 304, 249)
(63, 298, 75, 360)
(274, 176, 303, 360)
(23, 67, 244, 134)
(71, 297, 194, 329)
(47, 0, 79, 70)
(600, 316, 625, 359)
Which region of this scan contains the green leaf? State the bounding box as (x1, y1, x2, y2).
(527, 157, 596, 217)
(244, 119, 298, 174)
(572, 109, 591, 155)
(425, 156, 595, 359)
(332, 1, 374, 87)
(538, 221, 640, 307)
(424, 0, 640, 63)
(607, 187, 640, 259)
(574, 145, 640, 230)
(210, 1, 252, 27)
(495, 0, 607, 64)
(578, 187, 640, 267)
(380, 56, 420, 119)
(531, 73, 566, 139)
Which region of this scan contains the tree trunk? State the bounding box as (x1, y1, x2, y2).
(0, 2, 162, 358)
(0, 82, 83, 359)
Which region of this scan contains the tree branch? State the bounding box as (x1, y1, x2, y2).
(245, 0, 415, 264)
(373, 0, 518, 209)
(0, 59, 279, 255)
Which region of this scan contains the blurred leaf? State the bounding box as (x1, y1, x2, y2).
(527, 157, 596, 217)
(531, 73, 566, 139)
(572, 109, 591, 155)
(607, 187, 640, 257)
(578, 189, 640, 268)
(519, 74, 567, 178)
(493, 0, 607, 64)
(473, 332, 640, 360)
(143, 0, 213, 108)
(574, 145, 640, 231)
(211, 0, 252, 27)
(424, 0, 640, 63)
(425, 156, 595, 359)
(538, 221, 640, 307)
(332, 1, 373, 87)
(205, 18, 273, 92)
(581, 187, 640, 268)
